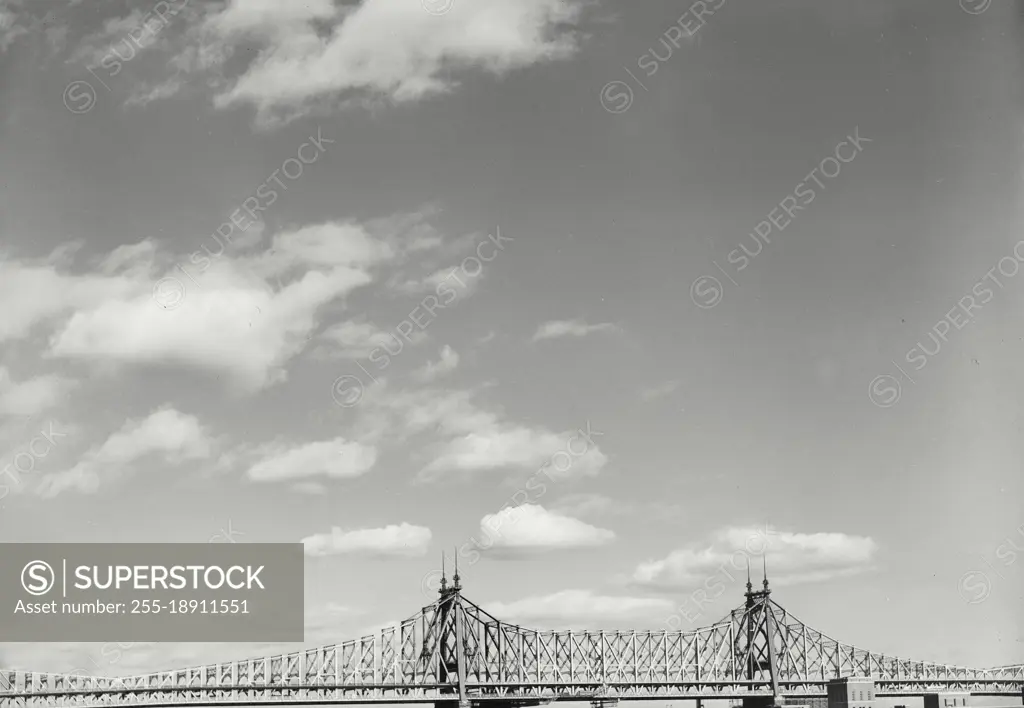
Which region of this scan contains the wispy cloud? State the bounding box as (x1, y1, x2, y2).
(640, 379, 681, 401)
(35, 407, 212, 497)
(532, 318, 619, 342)
(302, 523, 432, 558)
(632, 526, 877, 590)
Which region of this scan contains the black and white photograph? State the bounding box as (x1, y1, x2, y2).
(0, 0, 1021, 707)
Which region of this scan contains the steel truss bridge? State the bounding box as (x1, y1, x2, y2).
(1, 573, 1021, 708)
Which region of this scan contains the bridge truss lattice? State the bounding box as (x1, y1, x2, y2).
(1, 572, 1021, 707)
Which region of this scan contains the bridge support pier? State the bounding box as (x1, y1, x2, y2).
(827, 677, 875, 708)
(923, 693, 969, 708)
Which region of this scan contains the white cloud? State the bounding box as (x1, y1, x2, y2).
(0, 257, 137, 344)
(35, 407, 213, 497)
(302, 522, 432, 558)
(365, 388, 608, 481)
(48, 242, 374, 391)
(318, 319, 426, 361)
(532, 318, 619, 342)
(205, 0, 586, 123)
(632, 526, 877, 590)
(412, 345, 459, 382)
(483, 590, 673, 628)
(421, 425, 606, 480)
(479, 503, 614, 553)
(0, 1, 29, 53)
(246, 438, 377, 483)
(0, 213, 461, 393)
(0, 368, 74, 416)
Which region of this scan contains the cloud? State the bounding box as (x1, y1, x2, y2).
(640, 379, 681, 401)
(420, 425, 606, 480)
(0, 1, 28, 52)
(482, 590, 673, 628)
(49, 261, 372, 392)
(0, 213, 466, 393)
(412, 345, 459, 382)
(0, 368, 75, 416)
(35, 407, 213, 497)
(203, 0, 586, 123)
(302, 523, 432, 558)
(631, 526, 877, 590)
(478, 503, 615, 555)
(532, 318, 619, 342)
(364, 388, 608, 481)
(246, 438, 377, 483)
(318, 319, 427, 361)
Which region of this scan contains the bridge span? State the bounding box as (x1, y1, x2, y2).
(1, 570, 1021, 708)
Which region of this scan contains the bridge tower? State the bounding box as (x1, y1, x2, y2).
(432, 557, 548, 708)
(738, 559, 783, 708)
(435, 554, 471, 708)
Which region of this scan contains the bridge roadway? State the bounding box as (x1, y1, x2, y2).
(1, 574, 1021, 707)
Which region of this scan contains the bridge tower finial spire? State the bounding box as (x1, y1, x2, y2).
(440, 551, 448, 594)
(746, 557, 753, 594)
(452, 545, 461, 591)
(763, 554, 769, 592)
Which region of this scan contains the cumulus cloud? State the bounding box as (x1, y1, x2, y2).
(246, 438, 377, 483)
(205, 0, 586, 123)
(35, 407, 213, 497)
(483, 590, 673, 628)
(302, 523, 432, 558)
(0, 212, 464, 393)
(632, 526, 877, 590)
(532, 318, 619, 342)
(478, 503, 615, 555)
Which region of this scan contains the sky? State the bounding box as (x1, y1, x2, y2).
(0, 0, 1022, 683)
